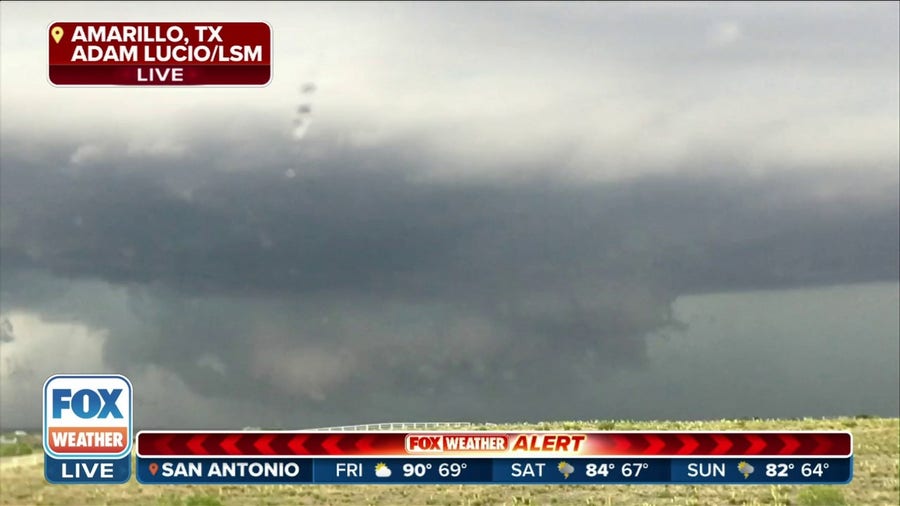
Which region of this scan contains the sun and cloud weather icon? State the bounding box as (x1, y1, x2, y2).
(375, 462, 392, 478)
(557, 461, 575, 479)
(737, 461, 755, 479)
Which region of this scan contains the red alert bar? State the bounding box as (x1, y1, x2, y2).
(136, 431, 852, 458)
(47, 22, 271, 86)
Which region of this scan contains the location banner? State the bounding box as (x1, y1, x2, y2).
(136, 431, 852, 485)
(47, 22, 271, 86)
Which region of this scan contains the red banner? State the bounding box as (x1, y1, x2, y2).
(48, 22, 271, 86)
(136, 431, 852, 458)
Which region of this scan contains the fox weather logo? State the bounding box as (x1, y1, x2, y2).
(43, 374, 133, 484)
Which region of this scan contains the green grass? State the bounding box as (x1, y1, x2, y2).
(1, 417, 897, 505)
(0, 442, 33, 457)
(154, 494, 223, 506)
(183, 495, 224, 506)
(797, 486, 848, 505)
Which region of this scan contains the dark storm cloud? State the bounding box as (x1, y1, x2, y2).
(1, 122, 896, 424)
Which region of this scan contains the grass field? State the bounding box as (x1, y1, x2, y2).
(1, 417, 897, 505)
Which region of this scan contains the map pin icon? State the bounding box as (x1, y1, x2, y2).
(51, 26, 64, 44)
(149, 462, 159, 476)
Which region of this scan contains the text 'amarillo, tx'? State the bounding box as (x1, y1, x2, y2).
(48, 23, 271, 86)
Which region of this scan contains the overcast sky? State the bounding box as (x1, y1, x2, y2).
(1, 2, 898, 429)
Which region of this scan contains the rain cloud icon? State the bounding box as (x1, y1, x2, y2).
(557, 461, 575, 479)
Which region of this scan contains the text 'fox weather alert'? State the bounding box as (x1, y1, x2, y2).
(42, 374, 133, 484)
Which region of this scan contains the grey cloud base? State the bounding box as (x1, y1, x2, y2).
(0, 130, 897, 427)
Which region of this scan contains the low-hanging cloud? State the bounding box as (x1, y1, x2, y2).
(1, 119, 896, 426)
